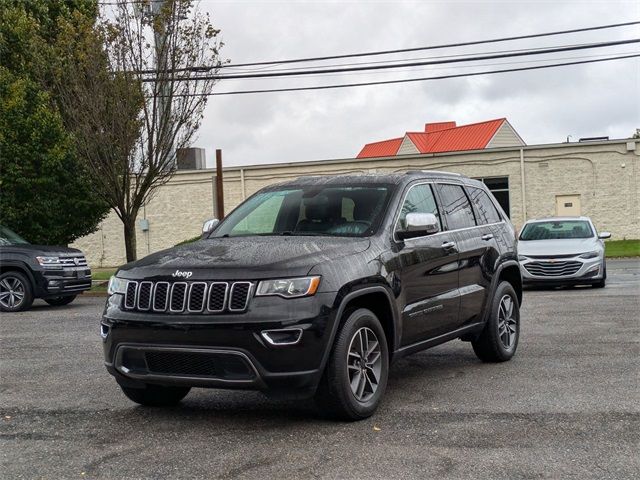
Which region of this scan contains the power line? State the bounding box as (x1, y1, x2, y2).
(132, 20, 640, 75)
(166, 54, 639, 96)
(218, 21, 640, 68)
(141, 39, 640, 81)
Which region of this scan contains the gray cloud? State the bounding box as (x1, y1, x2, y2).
(192, 0, 640, 167)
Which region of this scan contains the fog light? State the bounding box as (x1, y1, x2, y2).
(48, 280, 62, 289)
(586, 264, 600, 273)
(100, 323, 110, 341)
(261, 328, 303, 346)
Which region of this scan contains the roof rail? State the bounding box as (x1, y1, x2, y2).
(404, 170, 463, 177)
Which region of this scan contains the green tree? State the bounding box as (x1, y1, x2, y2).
(54, 0, 223, 261)
(0, 1, 108, 245)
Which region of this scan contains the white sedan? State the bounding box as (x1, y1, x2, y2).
(518, 216, 610, 288)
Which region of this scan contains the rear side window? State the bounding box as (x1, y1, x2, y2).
(397, 184, 441, 231)
(436, 184, 476, 230)
(468, 187, 502, 225)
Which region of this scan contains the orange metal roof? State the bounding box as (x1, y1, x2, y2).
(424, 121, 457, 133)
(357, 118, 506, 158)
(356, 137, 403, 159)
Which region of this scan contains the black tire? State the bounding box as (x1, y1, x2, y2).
(315, 308, 389, 421)
(45, 295, 77, 306)
(0, 271, 34, 312)
(472, 281, 520, 362)
(120, 384, 191, 407)
(592, 262, 606, 288)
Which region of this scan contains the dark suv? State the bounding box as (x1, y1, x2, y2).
(102, 171, 522, 419)
(0, 225, 92, 312)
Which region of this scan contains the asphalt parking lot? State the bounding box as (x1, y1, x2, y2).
(1, 259, 638, 479)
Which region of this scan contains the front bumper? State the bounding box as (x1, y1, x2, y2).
(520, 256, 604, 286)
(101, 292, 338, 398)
(33, 267, 92, 298)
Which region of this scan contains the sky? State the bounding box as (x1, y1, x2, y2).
(189, 0, 640, 167)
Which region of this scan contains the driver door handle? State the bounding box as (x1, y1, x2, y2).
(441, 241, 457, 251)
(481, 234, 494, 241)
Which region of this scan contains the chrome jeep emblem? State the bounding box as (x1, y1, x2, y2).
(171, 270, 193, 279)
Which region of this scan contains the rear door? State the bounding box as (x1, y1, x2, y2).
(393, 183, 460, 346)
(434, 183, 488, 328)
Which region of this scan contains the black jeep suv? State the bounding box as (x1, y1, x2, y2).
(0, 225, 91, 312)
(102, 171, 521, 419)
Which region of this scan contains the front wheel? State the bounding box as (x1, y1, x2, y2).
(472, 281, 520, 362)
(45, 295, 77, 306)
(0, 271, 34, 312)
(315, 308, 389, 421)
(120, 384, 191, 407)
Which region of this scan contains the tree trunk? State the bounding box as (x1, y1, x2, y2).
(123, 217, 137, 262)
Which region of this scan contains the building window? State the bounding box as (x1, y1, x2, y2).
(473, 177, 510, 218)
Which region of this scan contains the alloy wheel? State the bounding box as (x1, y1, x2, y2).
(0, 276, 26, 310)
(497, 294, 517, 350)
(347, 327, 382, 402)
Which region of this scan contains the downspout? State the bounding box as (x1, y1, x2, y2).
(520, 148, 527, 222)
(240, 168, 246, 201)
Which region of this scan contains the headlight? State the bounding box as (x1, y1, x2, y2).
(36, 256, 60, 266)
(256, 276, 321, 298)
(579, 251, 599, 259)
(107, 276, 127, 295)
(517, 255, 528, 262)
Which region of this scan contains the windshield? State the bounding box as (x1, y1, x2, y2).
(520, 220, 594, 241)
(212, 185, 392, 238)
(0, 225, 29, 246)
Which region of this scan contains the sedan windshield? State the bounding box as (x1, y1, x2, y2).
(520, 220, 594, 241)
(213, 185, 392, 238)
(0, 225, 29, 246)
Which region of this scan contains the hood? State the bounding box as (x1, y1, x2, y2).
(118, 236, 371, 280)
(0, 244, 83, 256)
(519, 237, 600, 257)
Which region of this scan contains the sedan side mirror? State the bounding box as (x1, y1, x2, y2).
(598, 231, 611, 239)
(397, 212, 440, 240)
(202, 218, 219, 238)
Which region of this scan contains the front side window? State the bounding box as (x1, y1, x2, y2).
(396, 184, 441, 231)
(520, 220, 594, 240)
(213, 185, 391, 238)
(436, 184, 477, 230)
(0, 225, 29, 246)
(468, 187, 502, 225)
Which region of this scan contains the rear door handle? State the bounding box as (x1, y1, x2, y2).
(442, 241, 457, 251)
(481, 234, 494, 241)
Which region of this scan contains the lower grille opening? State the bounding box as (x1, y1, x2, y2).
(119, 348, 256, 381)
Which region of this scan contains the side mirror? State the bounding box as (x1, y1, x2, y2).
(598, 231, 611, 239)
(397, 212, 440, 240)
(202, 218, 219, 238)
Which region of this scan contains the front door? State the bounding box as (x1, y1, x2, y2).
(391, 183, 460, 346)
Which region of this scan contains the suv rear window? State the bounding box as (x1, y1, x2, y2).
(436, 184, 477, 230)
(468, 187, 502, 225)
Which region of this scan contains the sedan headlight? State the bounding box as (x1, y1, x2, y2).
(36, 256, 60, 266)
(107, 276, 127, 295)
(579, 251, 600, 259)
(256, 276, 321, 298)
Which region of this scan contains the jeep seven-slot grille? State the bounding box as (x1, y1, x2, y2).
(524, 260, 582, 277)
(123, 280, 252, 314)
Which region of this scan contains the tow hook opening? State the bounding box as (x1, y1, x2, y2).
(100, 323, 110, 341)
(261, 328, 303, 346)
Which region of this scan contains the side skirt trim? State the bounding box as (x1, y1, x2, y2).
(394, 322, 484, 358)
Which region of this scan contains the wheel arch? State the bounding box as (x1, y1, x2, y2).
(497, 261, 523, 306)
(0, 263, 36, 288)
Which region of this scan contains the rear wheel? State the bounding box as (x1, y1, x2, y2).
(45, 295, 77, 306)
(315, 308, 389, 421)
(120, 384, 191, 407)
(0, 271, 34, 312)
(472, 281, 520, 362)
